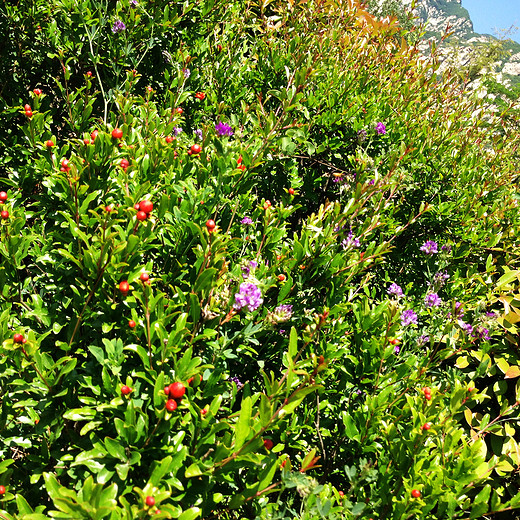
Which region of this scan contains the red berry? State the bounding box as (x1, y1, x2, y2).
(425, 393, 431, 401)
(165, 399, 178, 412)
(169, 382, 186, 399)
(277, 274, 286, 282)
(24, 104, 32, 112)
(91, 129, 99, 141)
(0, 192, 7, 202)
(411, 489, 421, 498)
(1, 210, 9, 219)
(140, 272, 149, 282)
(195, 92, 205, 100)
(0, 485, 5, 495)
(175, 107, 183, 115)
(217, 44, 223, 53)
(120, 159, 130, 170)
(119, 281, 130, 293)
(165, 136, 174, 143)
(86, 71, 92, 77)
(134, 203, 140, 211)
(139, 200, 153, 214)
(264, 200, 271, 209)
(25, 110, 33, 117)
(128, 320, 136, 328)
(288, 188, 295, 195)
(191, 144, 202, 154)
(145, 496, 155, 507)
(33, 88, 42, 96)
(164, 385, 171, 396)
(112, 128, 123, 139)
(84, 138, 90, 145)
(206, 219, 216, 232)
(136, 211, 147, 221)
(423, 387, 431, 394)
(422, 423, 431, 431)
(121, 385, 132, 396)
(263, 439, 274, 450)
(13, 333, 24, 343)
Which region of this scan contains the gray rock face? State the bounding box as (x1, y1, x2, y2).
(413, 0, 474, 39)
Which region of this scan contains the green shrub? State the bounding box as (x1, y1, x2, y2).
(1, 0, 520, 518)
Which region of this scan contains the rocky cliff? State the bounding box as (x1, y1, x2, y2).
(369, 0, 520, 88)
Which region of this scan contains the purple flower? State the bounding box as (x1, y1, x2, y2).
(417, 334, 430, 346)
(486, 312, 496, 318)
(274, 304, 293, 321)
(130, 0, 138, 7)
(241, 266, 250, 279)
(441, 244, 452, 253)
(394, 344, 400, 355)
(375, 122, 386, 135)
(420, 241, 438, 255)
(112, 20, 126, 33)
(233, 283, 263, 312)
(182, 68, 191, 79)
(241, 216, 253, 225)
(401, 309, 418, 326)
(342, 231, 360, 249)
(432, 271, 449, 287)
(173, 127, 183, 136)
(425, 293, 442, 308)
(229, 376, 243, 388)
(194, 128, 203, 140)
(215, 122, 234, 137)
(473, 327, 490, 340)
(460, 322, 474, 335)
(249, 260, 258, 269)
(387, 283, 403, 297)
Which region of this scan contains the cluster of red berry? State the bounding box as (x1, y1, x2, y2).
(134, 199, 153, 222)
(0, 191, 8, 220)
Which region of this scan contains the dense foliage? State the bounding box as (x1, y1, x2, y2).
(1, 0, 520, 518)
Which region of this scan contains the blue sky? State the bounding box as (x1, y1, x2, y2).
(463, 0, 520, 42)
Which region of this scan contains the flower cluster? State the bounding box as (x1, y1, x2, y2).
(420, 240, 438, 255)
(432, 271, 449, 288)
(417, 334, 430, 346)
(112, 20, 126, 33)
(233, 283, 263, 312)
(229, 376, 244, 388)
(375, 122, 386, 135)
(342, 230, 360, 249)
(194, 129, 203, 141)
(387, 283, 403, 297)
(172, 127, 182, 136)
(215, 122, 234, 137)
(182, 68, 191, 79)
(424, 293, 442, 308)
(241, 216, 253, 225)
(241, 260, 258, 280)
(401, 309, 418, 326)
(267, 304, 293, 325)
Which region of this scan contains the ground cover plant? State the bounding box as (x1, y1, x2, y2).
(1, 0, 520, 518)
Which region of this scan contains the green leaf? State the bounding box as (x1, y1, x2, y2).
(63, 408, 97, 421)
(178, 507, 201, 520)
(235, 396, 252, 450)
